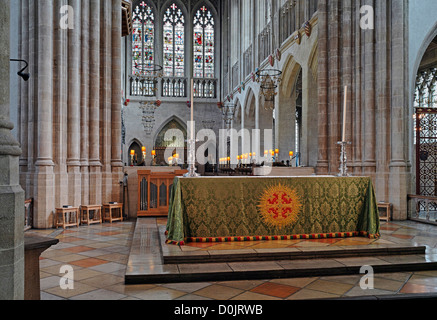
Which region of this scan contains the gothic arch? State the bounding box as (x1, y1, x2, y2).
(160, 0, 188, 17)
(233, 98, 242, 131)
(191, 1, 218, 80)
(153, 116, 187, 148)
(160, 0, 189, 78)
(127, 138, 144, 166)
(244, 87, 256, 132)
(281, 54, 302, 98)
(191, 0, 218, 18)
(410, 23, 437, 108)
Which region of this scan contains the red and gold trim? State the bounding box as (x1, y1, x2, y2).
(174, 231, 380, 245)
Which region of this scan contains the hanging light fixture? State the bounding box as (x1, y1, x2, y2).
(256, 66, 282, 110)
(133, 62, 163, 96)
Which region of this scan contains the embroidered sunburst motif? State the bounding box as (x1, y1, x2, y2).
(258, 183, 303, 229)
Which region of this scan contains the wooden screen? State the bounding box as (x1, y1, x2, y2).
(137, 170, 187, 217)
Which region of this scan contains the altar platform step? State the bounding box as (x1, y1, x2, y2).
(124, 218, 437, 285)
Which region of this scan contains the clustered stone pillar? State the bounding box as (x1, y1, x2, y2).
(18, 0, 125, 228)
(35, 0, 55, 228)
(0, 0, 25, 299)
(316, 0, 410, 220)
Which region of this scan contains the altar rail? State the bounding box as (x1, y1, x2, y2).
(408, 194, 437, 225)
(137, 169, 187, 217)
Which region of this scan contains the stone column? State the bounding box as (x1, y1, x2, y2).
(301, 66, 319, 168)
(375, 0, 390, 201)
(363, 0, 377, 177)
(389, 0, 410, 220)
(316, 0, 329, 174)
(67, 0, 82, 207)
(111, 0, 123, 202)
(327, 0, 340, 174)
(26, 0, 36, 199)
(89, 0, 102, 206)
(19, 0, 29, 190)
(277, 84, 295, 163)
(81, 0, 90, 206)
(34, 0, 55, 228)
(101, 0, 112, 204)
(53, 0, 69, 209)
(0, 0, 25, 300)
(352, 0, 363, 175)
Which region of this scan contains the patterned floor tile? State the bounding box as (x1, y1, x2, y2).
(70, 257, 109, 268)
(231, 291, 282, 300)
(304, 279, 354, 295)
(31, 219, 437, 300)
(250, 282, 300, 298)
(192, 284, 244, 300)
(287, 288, 340, 300)
(70, 288, 127, 300)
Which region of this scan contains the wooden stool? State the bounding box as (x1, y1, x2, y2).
(80, 205, 102, 225)
(55, 207, 80, 229)
(103, 203, 123, 223)
(378, 202, 392, 221)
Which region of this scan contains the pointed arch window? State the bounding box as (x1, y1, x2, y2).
(163, 3, 185, 78)
(132, 1, 155, 76)
(193, 5, 215, 79)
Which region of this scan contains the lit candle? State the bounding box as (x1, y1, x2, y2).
(342, 86, 348, 142)
(151, 150, 156, 156)
(275, 149, 279, 155)
(130, 150, 135, 167)
(142, 147, 146, 160)
(191, 79, 194, 141)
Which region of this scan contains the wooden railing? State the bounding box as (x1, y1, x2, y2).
(137, 170, 187, 217)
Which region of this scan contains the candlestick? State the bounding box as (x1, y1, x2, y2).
(191, 79, 194, 141)
(342, 86, 348, 142)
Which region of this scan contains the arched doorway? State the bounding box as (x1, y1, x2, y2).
(414, 35, 437, 197)
(154, 119, 187, 165)
(128, 140, 143, 166)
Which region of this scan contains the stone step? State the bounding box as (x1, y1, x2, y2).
(124, 220, 437, 285)
(158, 225, 427, 265)
(125, 255, 437, 285)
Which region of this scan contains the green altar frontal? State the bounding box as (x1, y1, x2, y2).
(166, 176, 380, 245)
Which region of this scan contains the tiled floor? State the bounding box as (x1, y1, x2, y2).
(28, 219, 437, 300)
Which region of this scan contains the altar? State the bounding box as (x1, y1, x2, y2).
(166, 176, 380, 245)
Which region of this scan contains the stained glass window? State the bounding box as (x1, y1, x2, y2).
(193, 6, 215, 79)
(163, 3, 185, 78)
(132, 1, 155, 76)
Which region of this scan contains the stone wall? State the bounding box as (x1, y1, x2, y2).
(17, 0, 124, 229)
